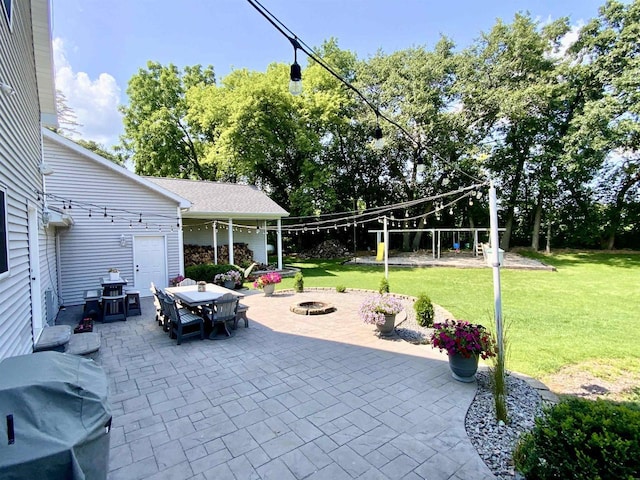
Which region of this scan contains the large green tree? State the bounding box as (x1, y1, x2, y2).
(120, 61, 216, 179)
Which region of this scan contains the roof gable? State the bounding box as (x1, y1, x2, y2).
(42, 129, 191, 208)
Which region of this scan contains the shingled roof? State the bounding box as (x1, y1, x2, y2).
(145, 177, 289, 219)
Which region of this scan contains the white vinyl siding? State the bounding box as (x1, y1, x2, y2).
(43, 138, 183, 305)
(0, 0, 45, 360)
(39, 223, 59, 322)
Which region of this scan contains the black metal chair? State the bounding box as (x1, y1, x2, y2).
(205, 293, 239, 339)
(162, 293, 205, 345)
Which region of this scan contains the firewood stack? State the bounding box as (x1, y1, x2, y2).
(184, 243, 254, 267)
(299, 239, 351, 259)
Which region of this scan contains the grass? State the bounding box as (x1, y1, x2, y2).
(270, 251, 640, 379)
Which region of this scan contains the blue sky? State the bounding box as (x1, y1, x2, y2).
(51, 0, 604, 147)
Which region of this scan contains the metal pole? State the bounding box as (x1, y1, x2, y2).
(277, 218, 283, 270)
(228, 218, 234, 265)
(213, 221, 218, 265)
(489, 181, 504, 362)
(383, 216, 389, 279)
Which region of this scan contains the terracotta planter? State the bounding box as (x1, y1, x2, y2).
(376, 314, 396, 336)
(262, 284, 275, 296)
(448, 352, 479, 382)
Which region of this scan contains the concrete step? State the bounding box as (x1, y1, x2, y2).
(65, 332, 101, 356)
(34, 325, 101, 357)
(34, 325, 71, 352)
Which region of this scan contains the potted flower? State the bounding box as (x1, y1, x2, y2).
(169, 275, 185, 287)
(253, 272, 281, 296)
(108, 267, 120, 281)
(358, 293, 404, 336)
(430, 320, 496, 382)
(214, 270, 242, 290)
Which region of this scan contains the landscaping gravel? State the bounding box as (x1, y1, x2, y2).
(395, 301, 544, 480)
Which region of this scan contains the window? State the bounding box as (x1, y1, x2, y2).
(0, 187, 8, 275)
(1, 0, 11, 26)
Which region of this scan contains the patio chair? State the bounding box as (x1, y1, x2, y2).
(205, 293, 239, 338)
(161, 293, 204, 345)
(177, 278, 197, 286)
(153, 287, 172, 331)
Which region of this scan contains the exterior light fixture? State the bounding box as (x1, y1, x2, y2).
(373, 123, 384, 150)
(289, 38, 303, 95)
(0, 82, 16, 96)
(289, 61, 302, 95)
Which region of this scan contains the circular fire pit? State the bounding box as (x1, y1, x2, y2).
(290, 301, 336, 315)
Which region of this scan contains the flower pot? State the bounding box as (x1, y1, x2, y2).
(448, 352, 479, 382)
(262, 283, 275, 297)
(224, 280, 235, 290)
(109, 272, 119, 281)
(376, 313, 396, 336)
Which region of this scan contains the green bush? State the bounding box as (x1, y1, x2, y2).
(336, 284, 346, 293)
(513, 397, 640, 480)
(185, 263, 244, 284)
(413, 293, 435, 327)
(379, 277, 390, 294)
(293, 272, 304, 293)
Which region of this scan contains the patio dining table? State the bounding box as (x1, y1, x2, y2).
(165, 283, 244, 339)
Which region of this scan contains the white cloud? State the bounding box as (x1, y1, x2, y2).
(53, 37, 123, 147)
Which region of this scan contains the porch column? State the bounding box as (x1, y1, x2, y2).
(228, 218, 234, 265)
(263, 220, 268, 265)
(213, 222, 218, 265)
(277, 218, 283, 270)
(431, 229, 436, 259)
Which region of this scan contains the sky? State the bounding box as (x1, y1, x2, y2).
(51, 0, 605, 147)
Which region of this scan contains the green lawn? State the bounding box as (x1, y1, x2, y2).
(273, 251, 640, 379)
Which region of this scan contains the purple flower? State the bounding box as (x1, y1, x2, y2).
(359, 294, 404, 325)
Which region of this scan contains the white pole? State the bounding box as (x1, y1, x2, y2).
(277, 218, 283, 270)
(213, 221, 218, 265)
(489, 181, 504, 360)
(431, 229, 435, 259)
(228, 218, 234, 265)
(383, 216, 389, 279)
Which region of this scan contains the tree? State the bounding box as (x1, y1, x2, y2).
(457, 14, 571, 250)
(566, 0, 640, 249)
(120, 61, 216, 179)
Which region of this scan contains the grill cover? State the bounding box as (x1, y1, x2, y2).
(0, 351, 111, 480)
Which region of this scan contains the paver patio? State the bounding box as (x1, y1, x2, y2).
(66, 290, 496, 479)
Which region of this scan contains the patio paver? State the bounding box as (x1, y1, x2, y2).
(61, 290, 496, 480)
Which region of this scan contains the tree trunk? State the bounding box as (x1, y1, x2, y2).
(411, 216, 427, 250)
(545, 219, 551, 254)
(531, 192, 543, 251)
(500, 153, 526, 251)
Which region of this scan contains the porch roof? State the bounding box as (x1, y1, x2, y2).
(145, 177, 289, 220)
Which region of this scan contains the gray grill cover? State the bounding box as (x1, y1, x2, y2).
(0, 352, 111, 480)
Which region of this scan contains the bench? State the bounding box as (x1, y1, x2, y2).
(234, 304, 250, 329)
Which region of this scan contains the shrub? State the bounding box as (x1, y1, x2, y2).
(513, 397, 640, 480)
(379, 277, 390, 294)
(293, 272, 304, 292)
(336, 285, 346, 293)
(185, 263, 244, 284)
(414, 293, 434, 327)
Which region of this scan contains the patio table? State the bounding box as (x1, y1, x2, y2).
(165, 284, 244, 339)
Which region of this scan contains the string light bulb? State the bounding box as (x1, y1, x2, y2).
(289, 39, 303, 95)
(372, 124, 384, 150)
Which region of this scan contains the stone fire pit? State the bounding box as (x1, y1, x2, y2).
(290, 301, 336, 315)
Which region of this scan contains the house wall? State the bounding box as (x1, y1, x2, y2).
(43, 138, 183, 305)
(0, 1, 46, 360)
(183, 220, 268, 264)
(39, 223, 59, 323)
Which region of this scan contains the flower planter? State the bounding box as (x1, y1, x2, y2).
(262, 284, 275, 297)
(108, 272, 120, 281)
(376, 314, 396, 336)
(448, 352, 479, 382)
(224, 280, 235, 290)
